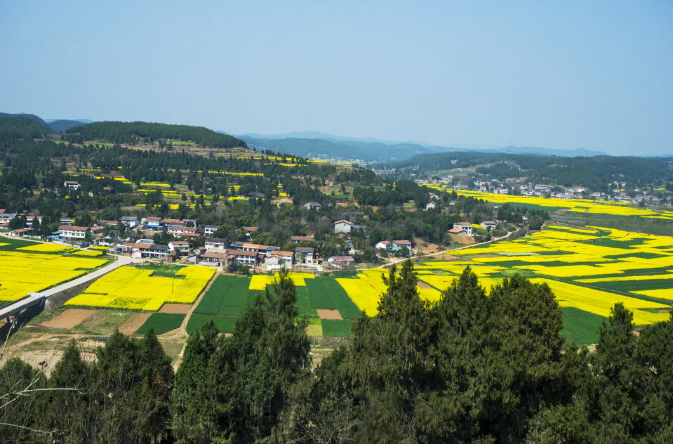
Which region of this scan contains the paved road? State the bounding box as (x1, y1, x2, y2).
(42, 255, 140, 297)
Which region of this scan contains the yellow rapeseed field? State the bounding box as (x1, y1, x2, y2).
(65, 265, 215, 311)
(426, 188, 673, 220)
(0, 251, 106, 302)
(336, 268, 444, 315)
(18, 243, 72, 253)
(73, 250, 104, 257)
(249, 272, 315, 290)
(530, 278, 670, 325)
(417, 224, 673, 324)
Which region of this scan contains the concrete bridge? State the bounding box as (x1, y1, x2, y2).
(0, 292, 47, 322)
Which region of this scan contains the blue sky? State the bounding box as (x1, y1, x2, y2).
(1, 1, 671, 155)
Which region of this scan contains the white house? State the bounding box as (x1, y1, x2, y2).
(64, 181, 80, 191)
(392, 240, 412, 253)
(334, 220, 353, 234)
(120, 216, 139, 228)
(303, 202, 322, 210)
(264, 250, 294, 270)
(226, 250, 257, 266)
(327, 256, 354, 268)
(453, 222, 473, 236)
(169, 240, 190, 256)
(204, 225, 218, 236)
(375, 241, 392, 250)
(168, 226, 198, 237)
(132, 243, 169, 259)
(295, 247, 316, 265)
(425, 202, 436, 210)
(201, 252, 225, 266)
(480, 221, 497, 231)
(205, 238, 227, 251)
(58, 225, 91, 240)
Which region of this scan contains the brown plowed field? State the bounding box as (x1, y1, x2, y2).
(41, 309, 96, 329)
(317, 309, 342, 320)
(118, 312, 152, 335)
(159, 304, 191, 314)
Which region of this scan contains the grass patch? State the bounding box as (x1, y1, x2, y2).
(560, 307, 603, 346)
(186, 314, 239, 334)
(135, 313, 185, 335)
(321, 319, 353, 337)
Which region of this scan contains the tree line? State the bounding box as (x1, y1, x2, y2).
(2, 264, 672, 443)
(66, 121, 247, 149)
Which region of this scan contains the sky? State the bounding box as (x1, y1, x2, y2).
(1, 1, 671, 156)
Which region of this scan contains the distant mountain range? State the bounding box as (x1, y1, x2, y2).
(46, 119, 93, 132)
(237, 131, 608, 162)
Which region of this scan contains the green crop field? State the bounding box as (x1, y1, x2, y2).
(321, 319, 353, 337)
(186, 314, 239, 334)
(0, 237, 35, 251)
(135, 313, 185, 335)
(560, 307, 604, 346)
(194, 275, 237, 315)
(306, 278, 361, 319)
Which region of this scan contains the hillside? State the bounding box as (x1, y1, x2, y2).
(67, 121, 246, 148)
(47, 119, 90, 133)
(384, 151, 671, 190)
(0, 112, 53, 140)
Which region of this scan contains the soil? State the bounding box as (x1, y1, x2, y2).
(417, 282, 432, 289)
(159, 304, 191, 314)
(317, 309, 343, 320)
(444, 255, 461, 261)
(450, 235, 476, 245)
(41, 309, 96, 329)
(413, 237, 439, 255)
(118, 312, 152, 335)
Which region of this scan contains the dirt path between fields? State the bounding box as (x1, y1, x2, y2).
(381, 231, 513, 269)
(180, 270, 220, 339)
(172, 270, 220, 371)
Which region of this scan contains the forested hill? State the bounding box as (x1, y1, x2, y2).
(47, 119, 89, 133)
(0, 112, 53, 140)
(384, 151, 671, 189)
(67, 121, 247, 148)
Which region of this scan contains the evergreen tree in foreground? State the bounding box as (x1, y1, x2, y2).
(1, 263, 672, 443)
(172, 269, 310, 443)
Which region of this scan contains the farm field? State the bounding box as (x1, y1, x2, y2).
(406, 224, 673, 343)
(135, 313, 185, 335)
(0, 239, 108, 303)
(65, 265, 215, 311)
(427, 187, 673, 221)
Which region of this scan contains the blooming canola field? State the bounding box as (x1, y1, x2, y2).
(426, 187, 673, 220)
(0, 250, 106, 302)
(330, 225, 672, 327)
(66, 265, 215, 311)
